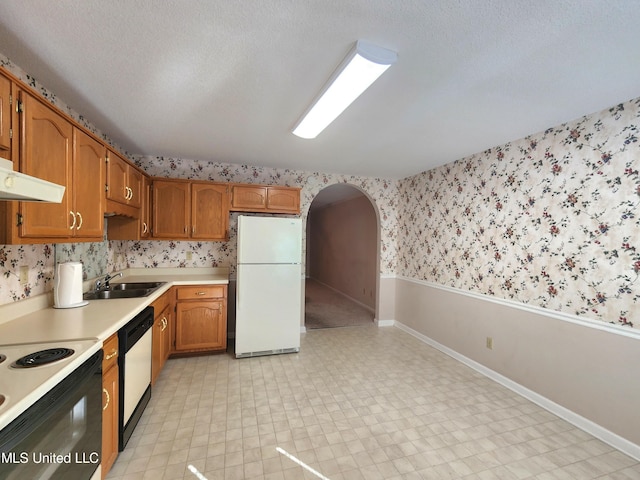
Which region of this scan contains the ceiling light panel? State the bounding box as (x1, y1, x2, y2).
(293, 40, 397, 139)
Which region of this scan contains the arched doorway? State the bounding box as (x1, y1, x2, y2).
(304, 184, 378, 329)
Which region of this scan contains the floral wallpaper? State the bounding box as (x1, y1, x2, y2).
(0, 244, 55, 302)
(397, 98, 640, 328)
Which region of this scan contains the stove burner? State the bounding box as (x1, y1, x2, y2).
(11, 348, 74, 368)
(0, 354, 6, 364)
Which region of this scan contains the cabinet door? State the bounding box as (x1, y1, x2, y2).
(231, 185, 267, 210)
(162, 307, 172, 362)
(106, 150, 129, 205)
(140, 175, 151, 238)
(102, 363, 119, 477)
(127, 167, 143, 208)
(267, 187, 300, 213)
(73, 128, 104, 238)
(19, 91, 73, 238)
(191, 183, 229, 240)
(101, 332, 119, 477)
(0, 73, 10, 151)
(152, 308, 165, 386)
(152, 180, 190, 238)
(175, 300, 226, 351)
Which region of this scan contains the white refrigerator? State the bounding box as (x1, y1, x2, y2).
(235, 215, 302, 358)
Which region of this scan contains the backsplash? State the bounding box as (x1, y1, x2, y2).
(397, 97, 640, 328)
(0, 244, 55, 302)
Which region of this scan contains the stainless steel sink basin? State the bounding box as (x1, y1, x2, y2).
(83, 282, 166, 300)
(109, 282, 165, 291)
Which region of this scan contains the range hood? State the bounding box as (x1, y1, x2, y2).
(0, 157, 65, 203)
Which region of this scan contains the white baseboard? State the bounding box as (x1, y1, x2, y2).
(308, 278, 376, 313)
(376, 319, 395, 327)
(393, 321, 640, 462)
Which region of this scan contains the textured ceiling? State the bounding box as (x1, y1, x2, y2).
(1, 1, 640, 179)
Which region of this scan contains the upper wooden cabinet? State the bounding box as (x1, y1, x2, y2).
(152, 179, 189, 238)
(17, 91, 73, 239)
(106, 172, 151, 241)
(230, 184, 300, 214)
(141, 174, 151, 238)
(72, 128, 105, 239)
(152, 178, 229, 240)
(105, 149, 142, 216)
(0, 72, 11, 152)
(0, 91, 104, 243)
(191, 183, 229, 239)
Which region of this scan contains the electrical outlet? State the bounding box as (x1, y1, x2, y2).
(19, 265, 29, 285)
(486, 337, 493, 350)
(186, 251, 193, 261)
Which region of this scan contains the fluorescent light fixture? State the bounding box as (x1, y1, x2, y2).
(292, 40, 397, 139)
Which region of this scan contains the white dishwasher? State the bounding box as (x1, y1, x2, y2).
(118, 306, 153, 450)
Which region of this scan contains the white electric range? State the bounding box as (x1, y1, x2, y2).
(0, 339, 102, 430)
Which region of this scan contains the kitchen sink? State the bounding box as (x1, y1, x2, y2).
(109, 282, 165, 291)
(83, 282, 166, 300)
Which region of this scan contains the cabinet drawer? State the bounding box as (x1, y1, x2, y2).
(177, 285, 226, 300)
(102, 333, 119, 371)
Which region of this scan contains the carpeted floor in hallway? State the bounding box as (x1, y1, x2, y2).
(304, 278, 375, 329)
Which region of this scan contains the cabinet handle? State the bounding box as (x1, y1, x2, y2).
(161, 316, 167, 331)
(69, 211, 76, 230)
(192, 226, 195, 234)
(195, 291, 206, 296)
(105, 350, 117, 360)
(76, 212, 83, 230)
(142, 222, 148, 234)
(103, 388, 110, 411)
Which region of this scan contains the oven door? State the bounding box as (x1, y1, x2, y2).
(0, 351, 103, 480)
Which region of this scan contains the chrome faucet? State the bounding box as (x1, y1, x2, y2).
(95, 272, 123, 291)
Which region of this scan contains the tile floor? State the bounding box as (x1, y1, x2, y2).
(106, 326, 640, 479)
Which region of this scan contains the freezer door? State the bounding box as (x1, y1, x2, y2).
(235, 263, 301, 357)
(237, 216, 302, 264)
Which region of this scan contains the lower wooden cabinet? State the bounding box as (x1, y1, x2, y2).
(174, 285, 227, 353)
(151, 289, 173, 385)
(101, 333, 119, 479)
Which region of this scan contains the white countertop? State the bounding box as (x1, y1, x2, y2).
(0, 267, 230, 345)
(0, 267, 229, 431)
